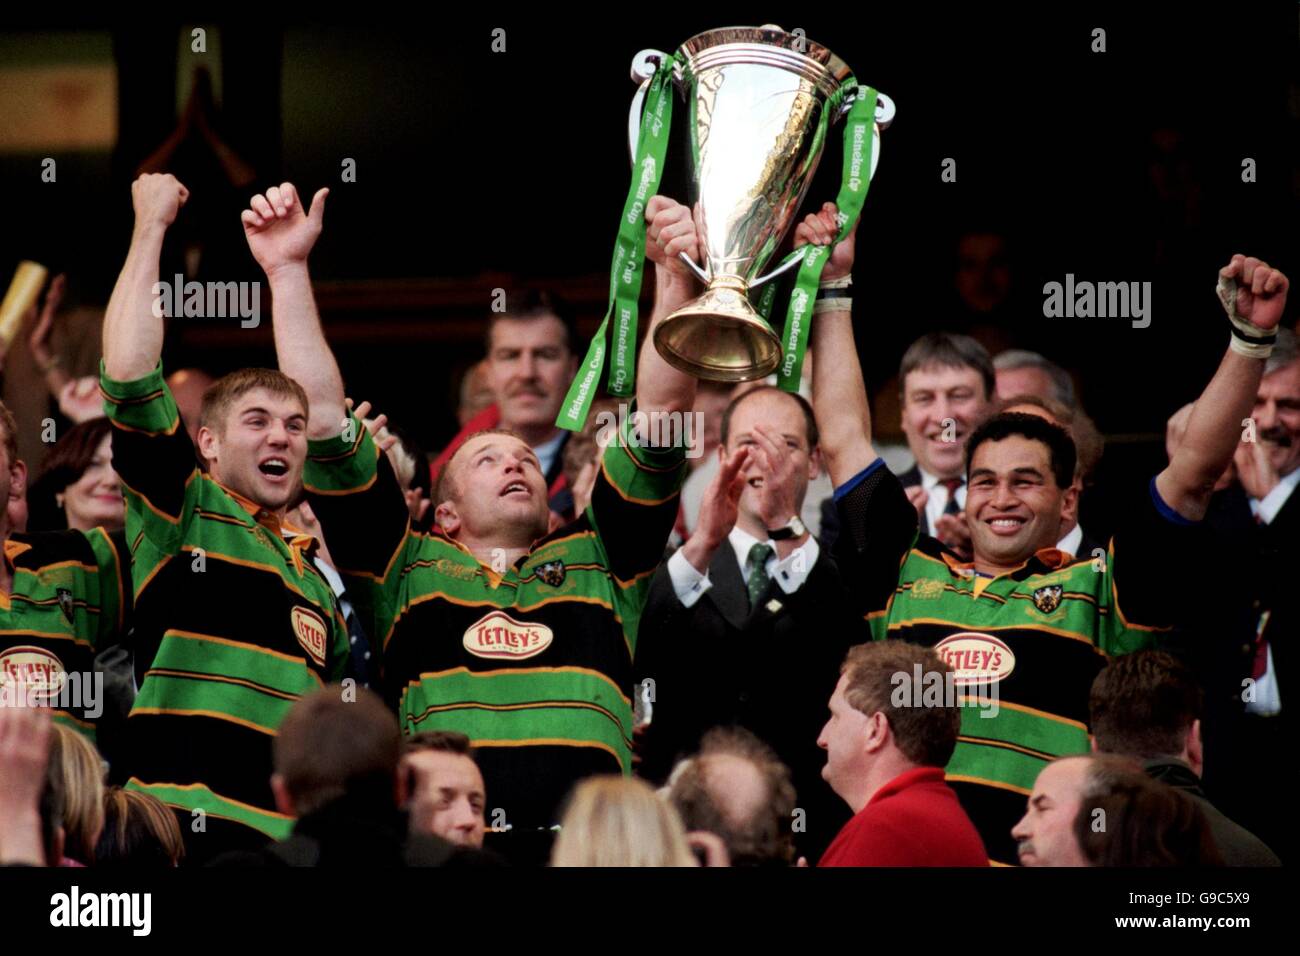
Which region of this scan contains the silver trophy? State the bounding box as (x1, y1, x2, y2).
(629, 25, 894, 381)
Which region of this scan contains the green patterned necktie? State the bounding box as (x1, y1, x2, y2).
(746, 542, 775, 608)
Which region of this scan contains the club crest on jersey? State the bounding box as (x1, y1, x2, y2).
(291, 606, 328, 667)
(1032, 585, 1063, 614)
(536, 560, 566, 587)
(463, 611, 553, 660)
(933, 632, 1016, 685)
(56, 587, 75, 624)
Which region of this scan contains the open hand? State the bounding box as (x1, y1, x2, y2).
(242, 182, 328, 277)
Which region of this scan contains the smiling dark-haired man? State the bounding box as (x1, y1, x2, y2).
(801, 195, 1290, 864)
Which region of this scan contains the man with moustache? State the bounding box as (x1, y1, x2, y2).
(429, 292, 581, 521)
(1011, 754, 1221, 867)
(1165, 326, 1300, 861)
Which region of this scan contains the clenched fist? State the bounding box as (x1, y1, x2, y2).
(132, 173, 189, 228)
(645, 195, 703, 283)
(1221, 255, 1289, 332)
(793, 202, 857, 283)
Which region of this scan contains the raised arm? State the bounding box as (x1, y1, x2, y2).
(102, 174, 188, 381)
(636, 196, 702, 422)
(800, 203, 878, 486)
(1156, 255, 1289, 520)
(241, 182, 346, 440)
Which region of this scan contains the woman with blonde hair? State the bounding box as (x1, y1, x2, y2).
(95, 788, 186, 867)
(49, 725, 106, 865)
(550, 776, 697, 867)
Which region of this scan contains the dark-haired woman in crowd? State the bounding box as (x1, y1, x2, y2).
(27, 418, 123, 533)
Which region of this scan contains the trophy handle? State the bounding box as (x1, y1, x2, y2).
(748, 250, 806, 290)
(834, 87, 893, 183)
(838, 88, 896, 129)
(630, 50, 707, 284)
(675, 251, 711, 285)
(628, 49, 670, 159)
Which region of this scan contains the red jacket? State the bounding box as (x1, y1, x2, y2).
(818, 766, 989, 867)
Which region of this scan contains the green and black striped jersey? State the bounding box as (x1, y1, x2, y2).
(101, 363, 349, 859)
(833, 459, 1202, 865)
(1, 528, 128, 742)
(305, 410, 686, 828)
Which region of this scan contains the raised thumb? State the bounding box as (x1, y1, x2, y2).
(308, 187, 329, 224)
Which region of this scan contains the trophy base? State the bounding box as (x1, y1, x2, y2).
(654, 284, 783, 383)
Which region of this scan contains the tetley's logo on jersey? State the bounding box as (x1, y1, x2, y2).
(0, 646, 67, 700)
(933, 632, 1016, 685)
(292, 607, 328, 667)
(464, 611, 553, 660)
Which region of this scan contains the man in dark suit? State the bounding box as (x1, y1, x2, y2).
(1165, 328, 1300, 862)
(634, 386, 867, 861)
(820, 332, 995, 557)
(1089, 650, 1279, 866)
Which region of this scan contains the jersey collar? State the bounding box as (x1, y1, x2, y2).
(3, 537, 31, 573)
(942, 546, 1073, 581)
(214, 479, 286, 534)
(212, 479, 318, 573)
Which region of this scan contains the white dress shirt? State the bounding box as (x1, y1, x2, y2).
(1057, 524, 1084, 558)
(1248, 466, 1300, 526)
(667, 526, 820, 609)
(1243, 470, 1299, 716)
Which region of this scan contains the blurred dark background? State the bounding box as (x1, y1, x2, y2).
(1, 7, 1297, 479)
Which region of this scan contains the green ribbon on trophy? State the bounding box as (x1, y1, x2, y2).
(557, 54, 677, 432)
(766, 83, 878, 393)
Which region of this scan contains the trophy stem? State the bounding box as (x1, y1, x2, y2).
(653, 279, 783, 382)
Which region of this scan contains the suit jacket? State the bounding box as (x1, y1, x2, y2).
(206, 794, 500, 868)
(1172, 484, 1296, 720)
(1075, 529, 1105, 562)
(1164, 481, 1297, 856)
(1059, 527, 1105, 563)
(1143, 759, 1280, 866)
(633, 539, 868, 860)
(894, 466, 924, 511)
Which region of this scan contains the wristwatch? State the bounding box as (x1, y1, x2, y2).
(767, 515, 807, 541)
